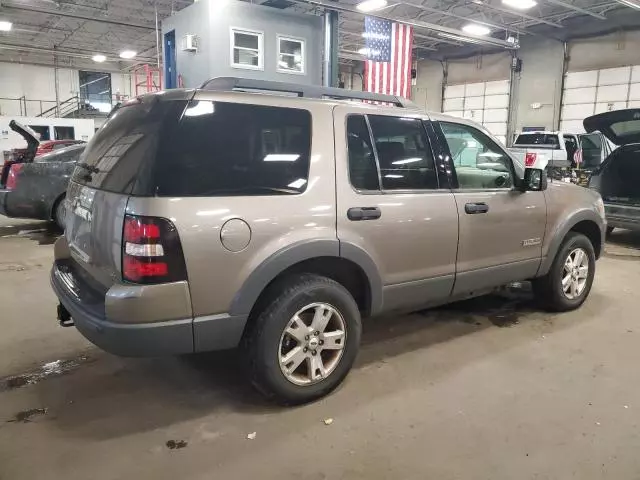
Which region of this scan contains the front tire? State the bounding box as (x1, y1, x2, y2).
(246, 274, 361, 405)
(533, 232, 596, 312)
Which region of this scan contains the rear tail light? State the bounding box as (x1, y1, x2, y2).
(122, 214, 187, 284)
(525, 152, 537, 167)
(6, 163, 24, 190)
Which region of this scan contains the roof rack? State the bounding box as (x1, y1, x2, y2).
(199, 77, 415, 108)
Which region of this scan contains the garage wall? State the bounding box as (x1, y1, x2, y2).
(0, 62, 133, 117)
(567, 31, 640, 71)
(414, 31, 640, 144)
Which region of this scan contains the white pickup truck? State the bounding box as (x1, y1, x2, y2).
(508, 131, 612, 173)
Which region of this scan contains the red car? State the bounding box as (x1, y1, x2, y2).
(36, 139, 86, 155)
(1, 121, 85, 186)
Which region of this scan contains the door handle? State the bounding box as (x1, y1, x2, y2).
(347, 207, 381, 221)
(465, 202, 489, 214)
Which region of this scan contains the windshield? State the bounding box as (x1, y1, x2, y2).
(514, 133, 560, 148)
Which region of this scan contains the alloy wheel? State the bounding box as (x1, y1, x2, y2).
(278, 302, 347, 386)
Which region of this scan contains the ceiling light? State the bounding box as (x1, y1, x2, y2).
(356, 0, 388, 12)
(0, 21, 12, 32)
(438, 32, 483, 44)
(92, 54, 106, 63)
(502, 0, 537, 10)
(616, 0, 640, 9)
(462, 23, 491, 36)
(119, 50, 137, 59)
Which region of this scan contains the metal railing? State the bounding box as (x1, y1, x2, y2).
(0, 94, 131, 118)
(0, 96, 58, 117)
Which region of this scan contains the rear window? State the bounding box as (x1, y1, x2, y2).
(71, 98, 186, 194)
(610, 119, 640, 138)
(154, 101, 312, 196)
(514, 133, 560, 148)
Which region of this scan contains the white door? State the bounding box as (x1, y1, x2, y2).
(443, 80, 510, 144)
(561, 66, 640, 132)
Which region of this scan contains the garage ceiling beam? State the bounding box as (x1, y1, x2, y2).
(0, 2, 156, 30)
(0, 41, 157, 63)
(289, 0, 519, 48)
(543, 0, 607, 19)
(470, 0, 564, 28)
(398, 0, 532, 35)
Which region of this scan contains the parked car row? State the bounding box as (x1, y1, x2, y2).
(0, 120, 86, 229)
(509, 130, 612, 172)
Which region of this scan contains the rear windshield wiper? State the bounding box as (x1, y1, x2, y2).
(77, 162, 100, 174)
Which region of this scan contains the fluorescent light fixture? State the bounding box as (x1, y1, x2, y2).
(438, 32, 484, 44)
(287, 178, 307, 189)
(119, 50, 137, 59)
(184, 101, 215, 117)
(0, 21, 12, 31)
(357, 47, 381, 56)
(616, 0, 640, 9)
(502, 0, 537, 10)
(263, 154, 300, 162)
(92, 54, 106, 63)
(385, 174, 404, 178)
(462, 23, 491, 36)
(392, 157, 422, 165)
(356, 0, 388, 12)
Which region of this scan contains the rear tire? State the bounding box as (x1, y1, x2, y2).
(53, 196, 67, 231)
(533, 232, 596, 312)
(245, 274, 361, 405)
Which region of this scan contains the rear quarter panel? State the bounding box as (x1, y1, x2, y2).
(541, 181, 604, 262)
(126, 99, 338, 318)
(5, 161, 74, 219)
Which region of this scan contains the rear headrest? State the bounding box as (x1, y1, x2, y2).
(376, 142, 405, 161)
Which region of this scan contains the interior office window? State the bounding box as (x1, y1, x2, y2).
(347, 115, 379, 191)
(54, 126, 75, 140)
(79, 71, 112, 113)
(155, 101, 312, 196)
(277, 36, 305, 74)
(28, 125, 50, 141)
(368, 115, 438, 190)
(440, 122, 513, 190)
(230, 28, 264, 70)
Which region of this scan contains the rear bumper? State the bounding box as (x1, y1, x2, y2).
(51, 262, 248, 356)
(605, 203, 640, 232)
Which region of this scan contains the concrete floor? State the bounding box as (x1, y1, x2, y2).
(1, 215, 640, 480)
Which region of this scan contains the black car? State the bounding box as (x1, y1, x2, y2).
(585, 109, 640, 234)
(0, 143, 86, 229)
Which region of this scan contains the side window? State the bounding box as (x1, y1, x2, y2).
(368, 115, 438, 190)
(155, 101, 312, 196)
(580, 133, 604, 168)
(440, 122, 514, 190)
(346, 116, 379, 191)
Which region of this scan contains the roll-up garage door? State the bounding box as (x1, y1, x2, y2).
(442, 80, 510, 144)
(560, 66, 640, 133)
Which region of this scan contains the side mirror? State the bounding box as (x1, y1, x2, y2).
(521, 168, 547, 192)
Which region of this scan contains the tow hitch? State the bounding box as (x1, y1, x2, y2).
(57, 304, 74, 327)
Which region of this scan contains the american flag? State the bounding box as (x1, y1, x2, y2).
(363, 17, 414, 99)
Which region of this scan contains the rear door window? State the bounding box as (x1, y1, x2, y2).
(367, 115, 438, 190)
(155, 101, 312, 196)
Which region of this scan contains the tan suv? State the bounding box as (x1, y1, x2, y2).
(51, 78, 606, 404)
